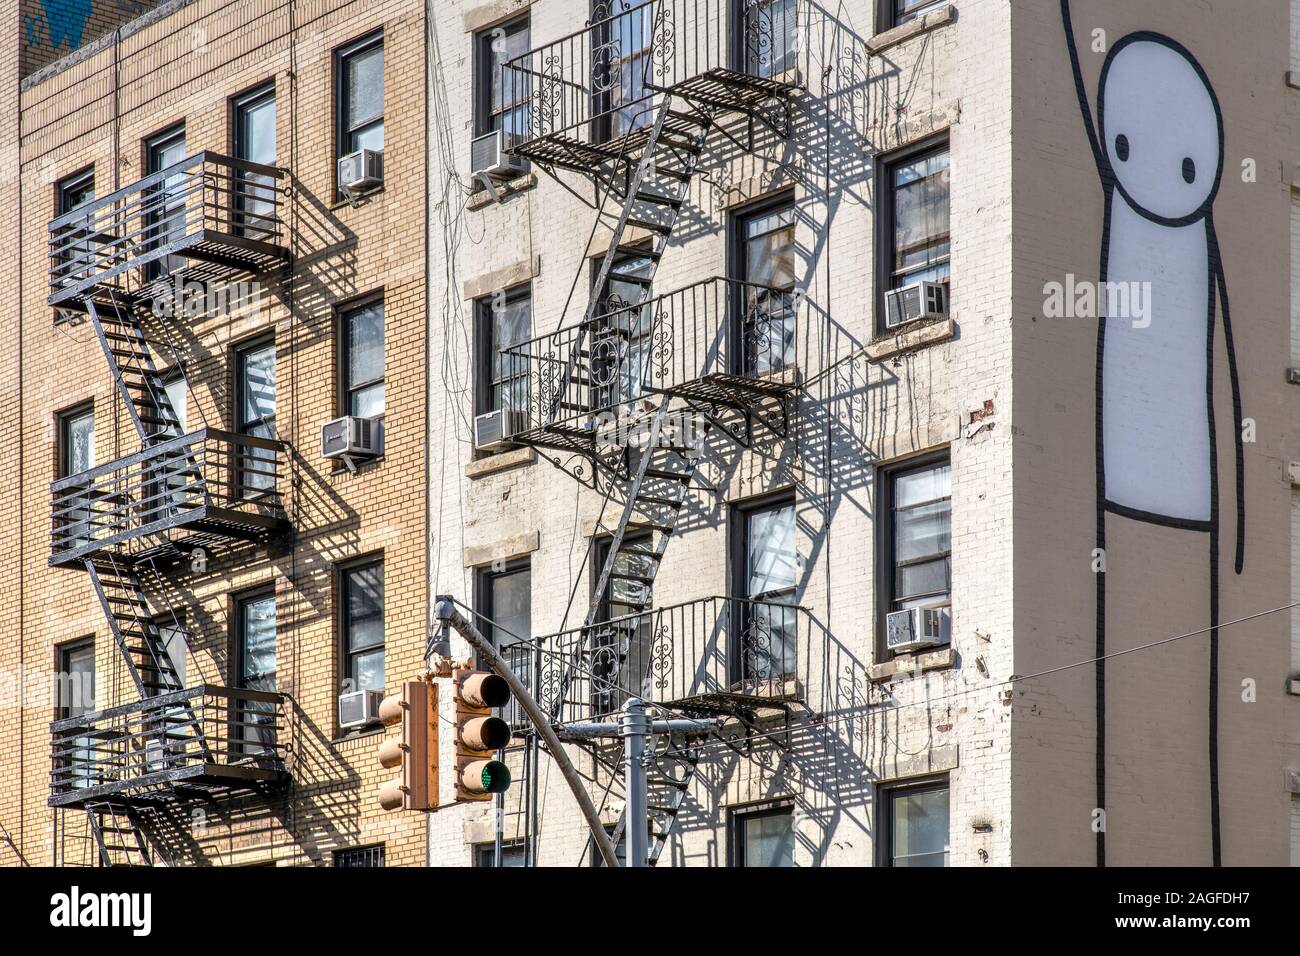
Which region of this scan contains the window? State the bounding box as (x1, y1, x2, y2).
(733, 193, 797, 377)
(54, 169, 96, 288)
(58, 169, 95, 215)
(881, 0, 947, 30)
(474, 15, 531, 138)
(473, 841, 526, 867)
(740, 0, 797, 79)
(235, 337, 276, 496)
(474, 284, 531, 418)
(58, 404, 94, 478)
(235, 589, 277, 754)
(592, 1, 654, 140)
(877, 139, 949, 332)
(591, 533, 655, 714)
(880, 777, 949, 867)
(334, 844, 385, 867)
(56, 639, 96, 791)
(476, 559, 531, 725)
(337, 33, 384, 157)
(588, 826, 628, 867)
(145, 126, 187, 279)
(733, 495, 798, 683)
(232, 84, 277, 238)
(877, 454, 952, 656)
(340, 298, 385, 418)
(341, 560, 385, 695)
(591, 249, 653, 408)
(731, 804, 795, 867)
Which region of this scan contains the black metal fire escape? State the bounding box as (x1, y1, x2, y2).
(495, 0, 807, 864)
(45, 152, 292, 865)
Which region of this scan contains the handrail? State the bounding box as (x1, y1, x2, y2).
(49, 427, 283, 493)
(50, 683, 283, 733)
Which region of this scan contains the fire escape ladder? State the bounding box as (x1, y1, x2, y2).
(86, 291, 185, 446)
(601, 740, 701, 866)
(547, 97, 712, 427)
(85, 554, 184, 696)
(85, 801, 166, 867)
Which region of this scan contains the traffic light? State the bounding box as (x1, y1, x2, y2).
(378, 680, 437, 812)
(453, 669, 512, 801)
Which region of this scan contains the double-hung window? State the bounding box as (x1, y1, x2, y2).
(735, 194, 797, 377)
(232, 84, 277, 238)
(235, 589, 277, 755)
(734, 496, 798, 682)
(341, 559, 385, 696)
(145, 126, 187, 279)
(477, 559, 531, 726)
(338, 33, 385, 158)
(878, 139, 950, 332)
(880, 777, 950, 867)
(881, 0, 948, 30)
(340, 298, 385, 418)
(235, 338, 276, 496)
(474, 15, 531, 140)
(731, 804, 796, 867)
(877, 454, 952, 656)
(55, 169, 95, 288)
(475, 285, 531, 419)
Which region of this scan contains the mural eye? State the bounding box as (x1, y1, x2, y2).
(1182, 157, 1196, 184)
(1114, 134, 1130, 162)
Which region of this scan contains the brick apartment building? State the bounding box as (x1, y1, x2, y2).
(0, 0, 430, 866)
(0, 0, 1296, 869)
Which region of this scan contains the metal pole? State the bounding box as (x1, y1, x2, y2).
(623, 698, 649, 869)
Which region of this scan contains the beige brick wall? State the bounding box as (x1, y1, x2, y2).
(1, 0, 429, 867)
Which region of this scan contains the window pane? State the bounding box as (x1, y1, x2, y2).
(350, 382, 385, 418)
(351, 648, 385, 692)
(892, 787, 949, 866)
(346, 564, 385, 652)
(743, 811, 794, 867)
(747, 503, 796, 597)
(347, 303, 385, 388)
(59, 644, 95, 717)
(351, 122, 385, 152)
(895, 557, 951, 603)
(64, 411, 94, 475)
(895, 462, 950, 507)
(346, 44, 384, 129)
(489, 20, 531, 114)
(893, 150, 950, 285)
(490, 569, 531, 647)
(238, 95, 276, 165)
(240, 344, 276, 428)
(894, 500, 951, 563)
(240, 595, 277, 688)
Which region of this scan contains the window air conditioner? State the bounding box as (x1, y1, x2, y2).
(470, 129, 528, 181)
(338, 148, 384, 197)
(884, 280, 948, 329)
(885, 605, 950, 653)
(474, 409, 527, 451)
(322, 415, 383, 467)
(338, 689, 385, 730)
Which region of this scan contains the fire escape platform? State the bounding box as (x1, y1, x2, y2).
(48, 762, 288, 810)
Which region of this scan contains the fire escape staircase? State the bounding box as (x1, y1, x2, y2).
(85, 801, 168, 867)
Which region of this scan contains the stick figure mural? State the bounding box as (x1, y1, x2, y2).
(1061, 0, 1244, 866)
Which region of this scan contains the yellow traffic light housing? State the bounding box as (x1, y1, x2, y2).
(377, 680, 437, 812)
(453, 670, 512, 800)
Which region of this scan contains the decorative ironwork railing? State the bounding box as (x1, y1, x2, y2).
(501, 0, 803, 151)
(497, 276, 799, 438)
(511, 595, 809, 728)
(50, 428, 287, 565)
(49, 684, 287, 804)
(48, 151, 286, 306)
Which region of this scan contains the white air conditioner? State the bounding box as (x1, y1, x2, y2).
(474, 409, 527, 451)
(338, 689, 385, 730)
(322, 415, 383, 466)
(885, 280, 948, 329)
(885, 605, 950, 653)
(338, 148, 384, 197)
(471, 129, 528, 180)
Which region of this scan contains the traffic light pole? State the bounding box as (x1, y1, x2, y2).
(433, 596, 622, 868)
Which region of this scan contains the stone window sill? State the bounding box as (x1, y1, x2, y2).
(866, 317, 955, 361)
(466, 445, 535, 479)
(868, 645, 956, 682)
(867, 4, 956, 56)
(468, 172, 537, 210)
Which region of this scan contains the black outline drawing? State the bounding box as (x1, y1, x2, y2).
(1061, 0, 1244, 867)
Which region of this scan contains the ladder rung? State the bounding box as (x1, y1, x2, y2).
(615, 244, 660, 260)
(633, 190, 682, 208)
(624, 217, 671, 234)
(665, 108, 708, 126)
(635, 494, 682, 506)
(651, 167, 692, 182)
(642, 468, 691, 482)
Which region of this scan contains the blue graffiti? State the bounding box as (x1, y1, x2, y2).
(40, 0, 93, 51)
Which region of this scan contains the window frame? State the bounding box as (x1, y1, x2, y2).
(877, 774, 950, 867)
(473, 14, 531, 138)
(473, 840, 527, 867)
(337, 294, 386, 420)
(874, 449, 952, 660)
(729, 490, 798, 684)
(56, 401, 95, 479)
(144, 124, 187, 280)
(334, 844, 385, 867)
(878, 0, 947, 31)
(729, 190, 797, 376)
(231, 584, 277, 756)
(335, 30, 385, 163)
(728, 800, 796, 867)
(475, 557, 532, 726)
(55, 637, 95, 721)
(56, 167, 95, 216)
(473, 283, 532, 420)
(338, 555, 386, 701)
(230, 81, 277, 238)
(874, 134, 950, 336)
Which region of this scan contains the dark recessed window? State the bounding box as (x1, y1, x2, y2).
(473, 841, 526, 867)
(740, 0, 797, 78)
(235, 588, 277, 755)
(56, 638, 96, 791)
(732, 495, 798, 683)
(591, 248, 653, 408)
(340, 298, 385, 418)
(876, 454, 952, 657)
(476, 558, 531, 725)
(882, 0, 946, 30)
(145, 126, 187, 279)
(337, 33, 384, 156)
(58, 404, 94, 478)
(57, 169, 95, 216)
(232, 84, 277, 238)
(588, 827, 629, 867)
(235, 337, 277, 496)
(474, 284, 531, 418)
(341, 559, 385, 695)
(591, 532, 654, 715)
(334, 844, 385, 867)
(54, 169, 96, 289)
(474, 15, 531, 138)
(733, 193, 797, 377)
(876, 139, 950, 333)
(731, 804, 796, 867)
(880, 776, 949, 867)
(591, 1, 654, 141)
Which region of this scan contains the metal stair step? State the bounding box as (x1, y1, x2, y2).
(614, 243, 660, 260)
(624, 217, 672, 234)
(642, 468, 691, 482)
(633, 190, 682, 208)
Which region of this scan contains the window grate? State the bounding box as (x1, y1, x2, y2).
(334, 844, 385, 867)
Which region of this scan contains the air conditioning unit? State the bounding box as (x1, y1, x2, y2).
(474, 409, 527, 451)
(471, 129, 528, 180)
(884, 280, 948, 329)
(338, 689, 385, 730)
(885, 605, 951, 653)
(338, 148, 384, 197)
(322, 415, 383, 467)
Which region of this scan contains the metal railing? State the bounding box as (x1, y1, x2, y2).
(498, 276, 798, 437)
(50, 428, 286, 564)
(502, 0, 803, 151)
(50, 684, 287, 803)
(48, 151, 286, 306)
(516, 595, 808, 728)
